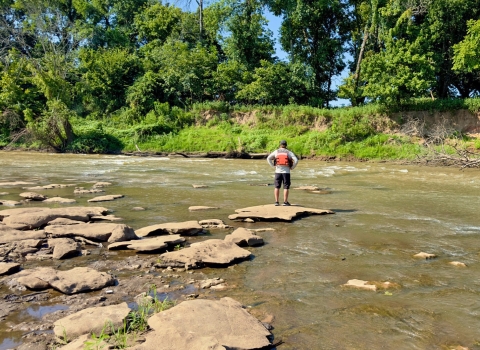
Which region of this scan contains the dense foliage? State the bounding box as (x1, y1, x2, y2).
(1, 0, 480, 154)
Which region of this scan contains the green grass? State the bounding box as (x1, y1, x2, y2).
(4, 98, 480, 161)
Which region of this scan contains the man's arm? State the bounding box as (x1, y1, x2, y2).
(289, 151, 299, 170)
(267, 151, 277, 167)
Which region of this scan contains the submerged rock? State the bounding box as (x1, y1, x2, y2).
(133, 297, 271, 350)
(188, 206, 219, 211)
(229, 204, 334, 221)
(43, 197, 76, 204)
(53, 302, 130, 339)
(73, 188, 105, 194)
(0, 181, 36, 186)
(414, 252, 437, 259)
(158, 239, 251, 269)
(87, 194, 124, 203)
(192, 184, 208, 188)
(293, 186, 320, 191)
(224, 227, 264, 247)
(24, 184, 76, 190)
(136, 221, 203, 237)
(342, 279, 377, 291)
(92, 182, 112, 188)
(0, 200, 22, 207)
(449, 261, 467, 267)
(13, 267, 115, 294)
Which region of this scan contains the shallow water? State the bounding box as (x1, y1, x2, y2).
(1, 152, 480, 349)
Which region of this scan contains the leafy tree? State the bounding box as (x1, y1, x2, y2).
(270, 0, 350, 107)
(236, 60, 316, 105)
(361, 36, 435, 105)
(223, 0, 275, 69)
(453, 19, 480, 73)
(77, 47, 141, 115)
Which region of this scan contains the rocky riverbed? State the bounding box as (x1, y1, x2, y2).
(0, 179, 334, 349)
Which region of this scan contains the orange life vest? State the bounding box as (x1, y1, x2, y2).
(275, 148, 291, 166)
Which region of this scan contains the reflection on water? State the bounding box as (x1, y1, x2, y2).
(1, 152, 480, 349)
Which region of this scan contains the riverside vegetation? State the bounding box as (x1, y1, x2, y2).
(3, 99, 480, 163)
(1, 0, 480, 162)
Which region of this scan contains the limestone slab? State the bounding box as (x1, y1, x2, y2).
(45, 223, 137, 243)
(136, 221, 203, 237)
(228, 204, 334, 221)
(159, 239, 251, 269)
(53, 302, 130, 339)
(133, 297, 271, 350)
(108, 235, 185, 252)
(14, 267, 115, 294)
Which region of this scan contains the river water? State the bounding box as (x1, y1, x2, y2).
(1, 152, 480, 349)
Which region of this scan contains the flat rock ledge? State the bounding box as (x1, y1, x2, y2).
(224, 227, 264, 247)
(228, 204, 334, 222)
(0, 225, 46, 244)
(45, 223, 138, 243)
(0, 262, 21, 276)
(136, 221, 203, 237)
(54, 302, 131, 339)
(88, 194, 124, 203)
(132, 297, 271, 350)
(12, 266, 115, 294)
(158, 239, 251, 269)
(0, 206, 109, 230)
(108, 235, 185, 252)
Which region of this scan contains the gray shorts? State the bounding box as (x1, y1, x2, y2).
(274, 173, 291, 189)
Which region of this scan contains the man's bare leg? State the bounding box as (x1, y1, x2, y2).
(283, 189, 289, 203)
(274, 188, 280, 203)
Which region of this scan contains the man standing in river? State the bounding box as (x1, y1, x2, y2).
(267, 140, 299, 206)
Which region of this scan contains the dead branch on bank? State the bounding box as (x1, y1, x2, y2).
(413, 144, 480, 169)
(400, 115, 480, 169)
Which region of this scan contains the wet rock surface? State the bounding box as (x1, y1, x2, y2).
(133, 297, 271, 350)
(10, 267, 115, 294)
(159, 239, 252, 269)
(108, 234, 185, 252)
(228, 204, 335, 221)
(45, 223, 137, 243)
(53, 302, 131, 339)
(136, 221, 203, 237)
(224, 227, 264, 247)
(0, 206, 109, 229)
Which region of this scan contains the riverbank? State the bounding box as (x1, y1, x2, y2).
(3, 101, 480, 161)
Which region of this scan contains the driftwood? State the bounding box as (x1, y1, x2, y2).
(413, 144, 480, 169)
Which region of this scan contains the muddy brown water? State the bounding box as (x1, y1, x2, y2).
(1, 152, 480, 349)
